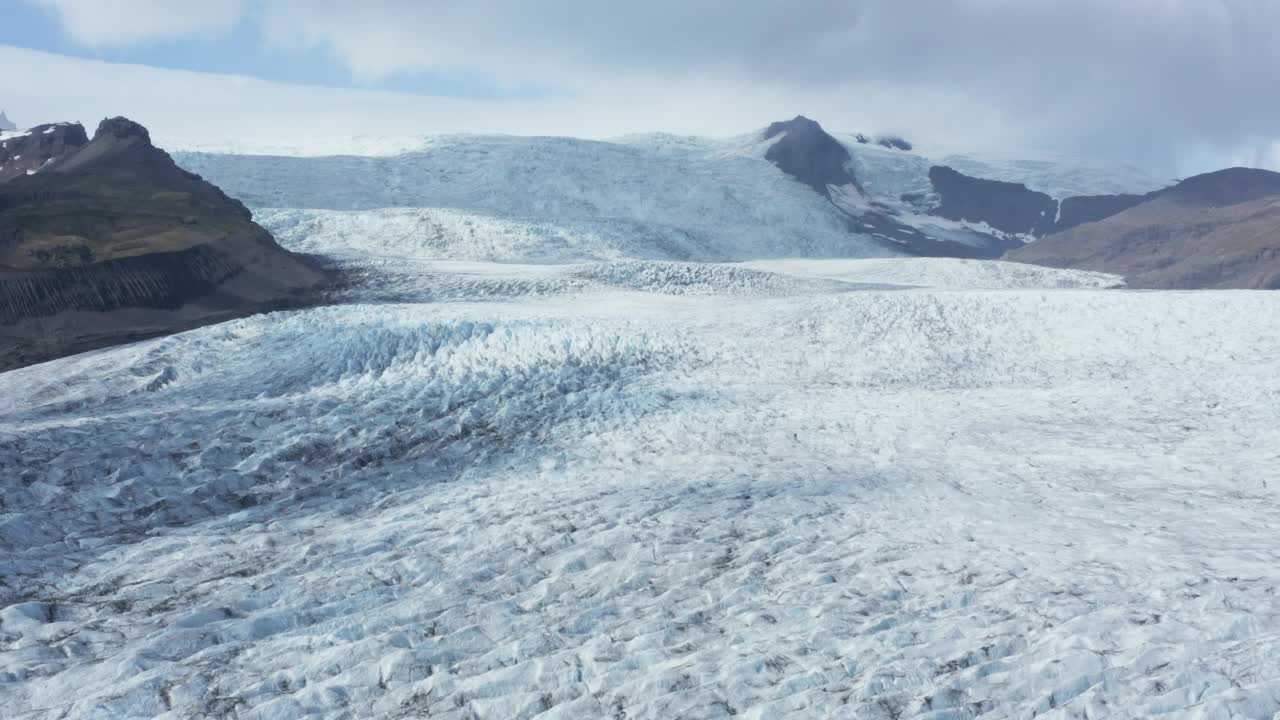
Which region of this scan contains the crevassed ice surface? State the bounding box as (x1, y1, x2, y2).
(0, 130, 1272, 718)
(3, 253, 1280, 718)
(163, 130, 1168, 202)
(171, 132, 1169, 265)
(174, 135, 895, 263)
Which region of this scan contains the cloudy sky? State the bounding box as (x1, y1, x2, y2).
(2, 0, 1278, 176)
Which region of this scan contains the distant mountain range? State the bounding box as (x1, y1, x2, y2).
(760, 116, 1280, 288)
(0, 117, 324, 370)
(1007, 168, 1280, 288)
(762, 115, 1157, 253)
(171, 114, 1280, 289)
(1, 111, 1276, 369)
(168, 118, 1162, 266)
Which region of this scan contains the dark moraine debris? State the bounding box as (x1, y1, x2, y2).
(763, 115, 860, 198)
(0, 116, 326, 371)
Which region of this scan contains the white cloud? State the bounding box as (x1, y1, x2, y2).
(255, 0, 869, 87)
(29, 0, 244, 46)
(252, 0, 1280, 175)
(0, 45, 1020, 156)
(8, 0, 1280, 176)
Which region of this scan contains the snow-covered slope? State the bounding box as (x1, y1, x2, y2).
(171, 128, 1167, 264)
(842, 138, 1167, 201)
(934, 151, 1168, 200)
(3, 259, 1280, 718)
(744, 257, 1124, 289)
(158, 134, 436, 158)
(175, 134, 893, 263)
(164, 131, 1168, 203)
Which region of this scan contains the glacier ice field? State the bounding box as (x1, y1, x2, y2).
(2, 133, 1278, 719)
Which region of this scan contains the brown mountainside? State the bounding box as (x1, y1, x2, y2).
(1006, 168, 1280, 289)
(0, 117, 325, 370)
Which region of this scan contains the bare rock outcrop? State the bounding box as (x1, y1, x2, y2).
(0, 117, 325, 370)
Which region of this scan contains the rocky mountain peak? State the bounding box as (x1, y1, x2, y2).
(761, 115, 859, 198)
(44, 116, 181, 178)
(0, 122, 91, 184)
(0, 110, 15, 132)
(1, 115, 324, 369)
(94, 116, 152, 145)
(763, 115, 826, 141)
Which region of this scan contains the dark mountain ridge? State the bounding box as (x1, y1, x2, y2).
(0, 117, 326, 370)
(927, 165, 1059, 236)
(0, 123, 90, 183)
(763, 116, 860, 198)
(762, 116, 1023, 258)
(759, 116, 1280, 286)
(924, 166, 1153, 238)
(1005, 167, 1280, 288)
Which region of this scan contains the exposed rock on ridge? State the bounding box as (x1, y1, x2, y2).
(928, 165, 1058, 237)
(0, 123, 89, 183)
(762, 117, 1021, 258)
(0, 116, 325, 370)
(763, 115, 860, 198)
(1054, 193, 1146, 230)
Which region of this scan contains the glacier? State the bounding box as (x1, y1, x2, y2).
(173, 134, 893, 264)
(2, 130, 1278, 719)
(3, 257, 1280, 719)
(171, 131, 1167, 264)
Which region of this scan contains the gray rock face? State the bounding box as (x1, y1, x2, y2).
(763, 115, 860, 198)
(0, 123, 90, 184)
(876, 135, 913, 151)
(95, 115, 150, 142)
(1055, 194, 1146, 230)
(928, 165, 1058, 236)
(1, 244, 242, 325)
(928, 165, 1280, 246)
(0, 111, 15, 132)
(924, 165, 1247, 241)
(0, 116, 325, 370)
